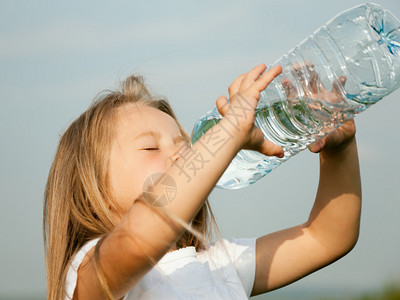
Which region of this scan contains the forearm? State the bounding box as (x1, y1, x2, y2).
(98, 119, 241, 297)
(149, 117, 240, 228)
(306, 137, 362, 255)
(77, 64, 283, 299)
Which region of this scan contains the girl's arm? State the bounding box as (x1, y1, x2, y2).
(73, 64, 284, 299)
(251, 120, 362, 295)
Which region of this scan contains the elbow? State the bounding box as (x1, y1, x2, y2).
(341, 217, 361, 257)
(343, 229, 360, 256)
(331, 228, 360, 262)
(305, 223, 361, 263)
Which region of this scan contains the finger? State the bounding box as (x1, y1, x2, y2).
(252, 65, 282, 92)
(332, 76, 347, 97)
(228, 73, 246, 97)
(289, 63, 321, 97)
(308, 138, 326, 153)
(290, 62, 303, 71)
(240, 63, 268, 90)
(259, 139, 285, 158)
(308, 66, 320, 94)
(216, 95, 229, 116)
(291, 61, 314, 73)
(340, 119, 356, 136)
(282, 78, 297, 99)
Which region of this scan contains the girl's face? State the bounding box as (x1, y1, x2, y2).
(108, 104, 187, 212)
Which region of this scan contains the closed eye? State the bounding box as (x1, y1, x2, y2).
(142, 147, 159, 151)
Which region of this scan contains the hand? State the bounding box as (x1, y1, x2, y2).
(282, 62, 346, 104)
(282, 62, 356, 154)
(308, 119, 356, 154)
(216, 64, 284, 158)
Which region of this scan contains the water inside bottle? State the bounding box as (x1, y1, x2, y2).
(192, 96, 368, 156)
(191, 95, 370, 189)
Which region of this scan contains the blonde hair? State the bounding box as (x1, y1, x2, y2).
(43, 75, 218, 300)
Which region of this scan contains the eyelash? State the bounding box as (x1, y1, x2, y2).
(142, 147, 159, 151)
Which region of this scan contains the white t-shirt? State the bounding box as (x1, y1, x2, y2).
(65, 238, 257, 299)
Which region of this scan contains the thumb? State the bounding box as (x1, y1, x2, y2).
(216, 95, 229, 116)
(259, 139, 284, 158)
(308, 138, 326, 153)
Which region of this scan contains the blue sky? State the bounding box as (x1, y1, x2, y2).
(1, 1, 399, 298)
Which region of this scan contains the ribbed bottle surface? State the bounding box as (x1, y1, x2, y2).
(192, 3, 400, 189)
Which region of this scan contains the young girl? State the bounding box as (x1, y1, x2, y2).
(43, 64, 361, 299)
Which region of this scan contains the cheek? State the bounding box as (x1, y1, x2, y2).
(109, 154, 143, 209)
(109, 153, 169, 209)
(137, 156, 167, 181)
(109, 166, 135, 208)
(136, 155, 172, 189)
(129, 155, 165, 189)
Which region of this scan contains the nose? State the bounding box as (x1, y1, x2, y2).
(169, 151, 180, 165)
(167, 144, 183, 166)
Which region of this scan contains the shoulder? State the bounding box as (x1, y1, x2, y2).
(221, 237, 256, 258)
(64, 238, 100, 300)
(200, 237, 256, 262)
(199, 237, 257, 297)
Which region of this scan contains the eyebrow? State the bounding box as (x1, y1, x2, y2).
(134, 131, 161, 141)
(134, 131, 185, 143)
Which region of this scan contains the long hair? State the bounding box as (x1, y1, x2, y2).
(43, 75, 218, 300)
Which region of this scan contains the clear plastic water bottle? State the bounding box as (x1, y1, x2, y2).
(192, 3, 400, 190)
